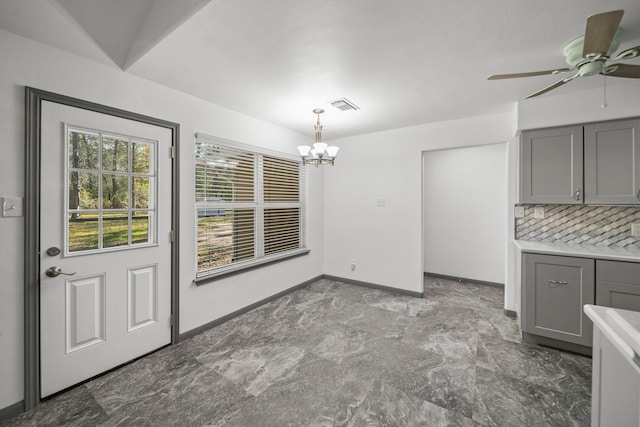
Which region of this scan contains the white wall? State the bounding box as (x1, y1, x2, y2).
(518, 81, 640, 130)
(323, 112, 517, 295)
(422, 143, 507, 284)
(0, 30, 324, 410)
(505, 136, 519, 314)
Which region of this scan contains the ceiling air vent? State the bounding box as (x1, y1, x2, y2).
(330, 98, 360, 111)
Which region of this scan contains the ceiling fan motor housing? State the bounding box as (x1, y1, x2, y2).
(580, 61, 605, 76)
(563, 28, 622, 75)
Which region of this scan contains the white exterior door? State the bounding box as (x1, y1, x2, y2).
(39, 101, 172, 397)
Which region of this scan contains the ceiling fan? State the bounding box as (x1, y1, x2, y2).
(488, 10, 640, 99)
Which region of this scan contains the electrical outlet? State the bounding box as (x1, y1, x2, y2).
(376, 198, 385, 207)
(534, 206, 545, 219)
(514, 206, 525, 218)
(350, 259, 356, 271)
(631, 223, 640, 237)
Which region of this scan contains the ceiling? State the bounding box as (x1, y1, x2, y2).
(1, 0, 640, 139)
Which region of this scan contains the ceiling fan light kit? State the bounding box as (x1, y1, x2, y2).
(489, 10, 640, 98)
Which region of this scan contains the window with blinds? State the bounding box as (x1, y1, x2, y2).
(195, 135, 307, 279)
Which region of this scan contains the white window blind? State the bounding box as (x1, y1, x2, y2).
(195, 134, 307, 280)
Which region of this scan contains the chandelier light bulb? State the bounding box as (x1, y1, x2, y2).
(326, 146, 339, 158)
(313, 142, 328, 152)
(310, 147, 324, 158)
(297, 145, 311, 158)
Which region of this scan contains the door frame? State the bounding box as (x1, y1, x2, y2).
(24, 87, 180, 410)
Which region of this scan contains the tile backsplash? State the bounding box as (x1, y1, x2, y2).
(515, 205, 640, 248)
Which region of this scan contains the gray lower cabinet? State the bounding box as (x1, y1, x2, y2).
(596, 260, 640, 311)
(588, 307, 640, 427)
(522, 253, 594, 347)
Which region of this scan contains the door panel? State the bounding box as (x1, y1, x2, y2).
(65, 274, 106, 353)
(127, 264, 158, 332)
(40, 101, 172, 397)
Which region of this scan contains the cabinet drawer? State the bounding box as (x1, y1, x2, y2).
(522, 253, 594, 346)
(596, 260, 640, 311)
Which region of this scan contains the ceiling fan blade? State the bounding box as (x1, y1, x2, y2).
(613, 44, 640, 61)
(582, 10, 624, 58)
(488, 68, 572, 80)
(604, 64, 640, 78)
(524, 73, 580, 99)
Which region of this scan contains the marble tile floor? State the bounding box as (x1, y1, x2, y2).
(2, 276, 592, 426)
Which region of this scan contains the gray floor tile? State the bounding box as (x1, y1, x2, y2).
(100, 364, 251, 427)
(348, 380, 474, 427)
(2, 386, 107, 427)
(197, 342, 307, 396)
(210, 353, 373, 427)
(477, 333, 591, 395)
(473, 366, 590, 427)
(85, 345, 203, 415)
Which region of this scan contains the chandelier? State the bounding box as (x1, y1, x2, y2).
(297, 108, 339, 166)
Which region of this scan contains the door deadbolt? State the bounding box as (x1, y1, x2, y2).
(46, 247, 61, 256)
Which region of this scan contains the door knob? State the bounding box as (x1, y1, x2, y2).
(45, 267, 76, 278)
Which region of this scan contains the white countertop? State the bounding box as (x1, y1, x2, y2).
(514, 240, 640, 262)
(585, 304, 640, 362)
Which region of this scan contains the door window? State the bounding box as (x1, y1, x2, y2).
(66, 126, 157, 254)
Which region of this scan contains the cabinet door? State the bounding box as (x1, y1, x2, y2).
(522, 253, 594, 346)
(585, 119, 640, 204)
(596, 260, 640, 311)
(521, 126, 583, 204)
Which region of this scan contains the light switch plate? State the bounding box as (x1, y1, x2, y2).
(534, 206, 545, 219)
(514, 206, 525, 218)
(1, 196, 23, 217)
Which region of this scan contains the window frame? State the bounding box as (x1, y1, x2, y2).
(64, 124, 159, 257)
(194, 133, 308, 283)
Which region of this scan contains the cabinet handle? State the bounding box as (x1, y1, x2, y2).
(547, 279, 568, 288)
(574, 188, 581, 201)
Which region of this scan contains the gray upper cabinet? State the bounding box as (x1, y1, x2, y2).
(521, 118, 640, 205)
(521, 126, 583, 204)
(596, 260, 640, 311)
(522, 253, 594, 347)
(585, 119, 640, 205)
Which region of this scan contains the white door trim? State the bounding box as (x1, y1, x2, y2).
(24, 87, 180, 410)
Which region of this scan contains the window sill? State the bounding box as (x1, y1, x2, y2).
(194, 248, 310, 285)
